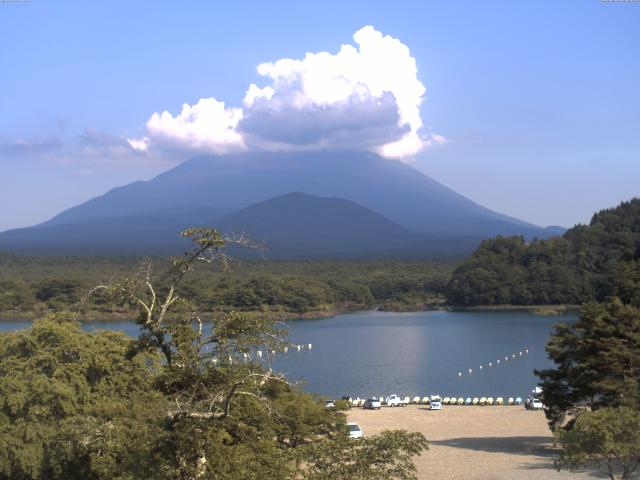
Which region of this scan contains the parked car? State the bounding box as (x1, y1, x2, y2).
(347, 422, 363, 439)
(324, 400, 336, 408)
(363, 398, 381, 410)
(385, 394, 409, 407)
(430, 395, 442, 410)
(531, 398, 544, 410)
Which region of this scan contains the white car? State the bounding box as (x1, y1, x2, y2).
(324, 400, 336, 409)
(430, 395, 442, 410)
(531, 399, 544, 410)
(347, 422, 363, 438)
(363, 398, 381, 410)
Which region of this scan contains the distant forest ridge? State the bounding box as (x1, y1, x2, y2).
(0, 257, 454, 318)
(447, 198, 640, 307)
(2, 197, 637, 317)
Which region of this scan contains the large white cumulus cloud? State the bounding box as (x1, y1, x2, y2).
(130, 26, 440, 160)
(132, 98, 245, 154)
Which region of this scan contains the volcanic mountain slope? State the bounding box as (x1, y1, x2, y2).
(214, 192, 481, 259)
(0, 151, 562, 257)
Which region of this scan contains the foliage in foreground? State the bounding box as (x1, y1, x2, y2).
(536, 300, 640, 429)
(0, 228, 428, 479)
(304, 430, 428, 480)
(555, 407, 640, 480)
(537, 299, 640, 479)
(0, 315, 166, 479)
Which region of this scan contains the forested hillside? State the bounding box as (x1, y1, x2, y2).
(0, 255, 453, 318)
(4, 198, 638, 315)
(447, 198, 640, 306)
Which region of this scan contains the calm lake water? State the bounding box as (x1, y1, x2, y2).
(0, 310, 576, 400)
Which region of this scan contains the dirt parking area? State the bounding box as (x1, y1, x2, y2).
(348, 405, 603, 480)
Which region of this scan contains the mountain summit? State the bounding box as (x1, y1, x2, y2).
(0, 151, 562, 258)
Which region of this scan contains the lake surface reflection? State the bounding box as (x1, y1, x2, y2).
(272, 310, 576, 399)
(0, 309, 575, 399)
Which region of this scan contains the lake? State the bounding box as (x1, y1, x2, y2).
(0, 309, 575, 400)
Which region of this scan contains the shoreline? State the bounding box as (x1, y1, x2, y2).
(0, 307, 348, 323)
(447, 304, 581, 314)
(0, 303, 580, 323)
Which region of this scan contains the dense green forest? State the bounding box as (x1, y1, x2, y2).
(448, 198, 640, 306)
(0, 254, 454, 318)
(3, 198, 639, 316)
(0, 229, 428, 479)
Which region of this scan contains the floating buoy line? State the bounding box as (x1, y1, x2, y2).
(457, 348, 532, 379)
(212, 342, 313, 364)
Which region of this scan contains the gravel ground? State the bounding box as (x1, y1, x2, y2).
(348, 404, 606, 480)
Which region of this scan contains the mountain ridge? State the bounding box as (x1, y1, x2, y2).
(1, 151, 564, 258)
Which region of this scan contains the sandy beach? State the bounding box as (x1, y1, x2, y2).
(348, 405, 602, 480)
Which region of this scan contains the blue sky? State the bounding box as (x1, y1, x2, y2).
(1, 0, 638, 231)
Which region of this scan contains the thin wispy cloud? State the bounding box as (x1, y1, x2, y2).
(74, 129, 173, 169)
(4, 129, 172, 171)
(0, 136, 62, 156)
(0, 130, 162, 170)
(130, 26, 444, 161)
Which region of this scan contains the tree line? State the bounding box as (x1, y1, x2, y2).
(447, 198, 640, 306)
(3, 198, 639, 315)
(0, 255, 453, 317)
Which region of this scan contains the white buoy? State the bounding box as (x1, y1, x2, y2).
(308, 343, 312, 350)
(479, 365, 483, 370)
(497, 360, 500, 364)
(458, 372, 462, 377)
(512, 353, 516, 358)
(519, 351, 522, 356)
(505, 356, 508, 361)
(489, 362, 492, 367)
(468, 368, 473, 374)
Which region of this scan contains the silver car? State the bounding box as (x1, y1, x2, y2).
(363, 398, 381, 410)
